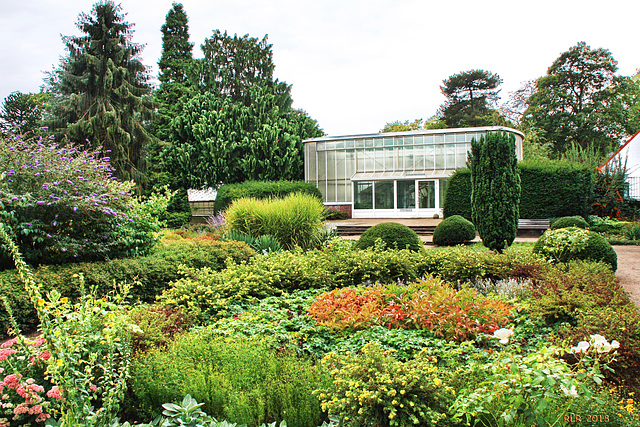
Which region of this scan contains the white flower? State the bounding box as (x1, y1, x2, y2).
(571, 341, 590, 353)
(561, 384, 579, 397)
(493, 328, 514, 344)
(591, 334, 608, 347)
(611, 340, 620, 349)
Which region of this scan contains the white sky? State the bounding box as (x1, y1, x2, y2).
(0, 0, 638, 136)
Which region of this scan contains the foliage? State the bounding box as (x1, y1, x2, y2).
(213, 181, 322, 215)
(381, 117, 447, 132)
(550, 216, 590, 230)
(46, 1, 153, 186)
(0, 225, 133, 426)
(523, 41, 640, 157)
(321, 208, 348, 221)
(315, 342, 454, 427)
(0, 90, 48, 135)
(0, 238, 255, 335)
(533, 227, 617, 270)
(432, 215, 476, 246)
(625, 221, 640, 241)
(439, 69, 505, 128)
(308, 279, 515, 342)
(224, 193, 325, 250)
(470, 132, 521, 253)
(152, 2, 195, 142)
(126, 304, 194, 355)
(127, 332, 327, 427)
(442, 168, 472, 221)
(354, 222, 423, 252)
(223, 231, 283, 255)
(593, 158, 631, 219)
(0, 130, 167, 269)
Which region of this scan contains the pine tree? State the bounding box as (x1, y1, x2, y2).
(153, 2, 194, 141)
(469, 132, 521, 253)
(440, 69, 503, 128)
(50, 1, 153, 187)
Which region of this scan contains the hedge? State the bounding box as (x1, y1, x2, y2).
(0, 239, 256, 335)
(443, 160, 593, 220)
(213, 180, 322, 214)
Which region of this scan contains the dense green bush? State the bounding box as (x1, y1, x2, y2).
(533, 227, 617, 271)
(126, 332, 328, 427)
(355, 222, 423, 251)
(0, 131, 169, 269)
(213, 180, 322, 214)
(442, 169, 472, 221)
(225, 193, 325, 250)
(519, 160, 594, 219)
(442, 161, 594, 220)
(432, 215, 476, 246)
(0, 239, 255, 334)
(550, 216, 590, 230)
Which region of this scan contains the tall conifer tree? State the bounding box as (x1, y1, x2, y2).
(469, 132, 521, 253)
(153, 2, 194, 141)
(50, 1, 153, 187)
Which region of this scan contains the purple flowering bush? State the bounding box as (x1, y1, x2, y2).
(0, 128, 165, 268)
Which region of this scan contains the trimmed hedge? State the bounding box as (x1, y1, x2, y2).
(442, 169, 472, 221)
(213, 180, 322, 214)
(0, 239, 256, 335)
(443, 160, 594, 220)
(432, 215, 476, 246)
(355, 223, 423, 252)
(550, 216, 590, 230)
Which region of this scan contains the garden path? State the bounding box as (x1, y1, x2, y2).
(613, 245, 640, 310)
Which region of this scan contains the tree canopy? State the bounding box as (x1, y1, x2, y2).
(47, 0, 153, 187)
(439, 69, 505, 128)
(0, 91, 48, 135)
(523, 42, 640, 157)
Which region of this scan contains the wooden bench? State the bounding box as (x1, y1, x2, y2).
(517, 219, 550, 236)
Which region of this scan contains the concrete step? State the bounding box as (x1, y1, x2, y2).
(334, 224, 437, 236)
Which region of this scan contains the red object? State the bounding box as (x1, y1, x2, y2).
(597, 129, 640, 173)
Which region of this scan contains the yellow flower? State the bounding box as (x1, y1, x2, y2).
(433, 378, 442, 386)
(400, 390, 405, 395)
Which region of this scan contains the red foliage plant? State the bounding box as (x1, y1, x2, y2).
(308, 278, 515, 342)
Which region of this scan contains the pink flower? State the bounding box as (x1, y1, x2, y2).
(2, 374, 21, 389)
(31, 338, 46, 347)
(46, 386, 62, 400)
(0, 349, 16, 361)
(28, 384, 44, 394)
(89, 384, 97, 393)
(0, 339, 16, 349)
(29, 404, 43, 415)
(35, 413, 50, 422)
(13, 403, 29, 414)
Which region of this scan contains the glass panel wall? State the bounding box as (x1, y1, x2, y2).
(397, 181, 415, 209)
(374, 181, 394, 209)
(418, 181, 435, 209)
(354, 182, 373, 209)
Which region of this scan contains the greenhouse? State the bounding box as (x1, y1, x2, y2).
(304, 126, 524, 218)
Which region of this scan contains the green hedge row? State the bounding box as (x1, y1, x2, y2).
(0, 240, 256, 335)
(443, 160, 593, 220)
(213, 180, 322, 214)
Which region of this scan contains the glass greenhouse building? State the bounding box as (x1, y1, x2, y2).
(304, 126, 524, 218)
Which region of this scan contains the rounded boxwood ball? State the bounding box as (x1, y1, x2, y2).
(533, 227, 617, 271)
(550, 216, 589, 230)
(432, 215, 476, 246)
(355, 222, 423, 252)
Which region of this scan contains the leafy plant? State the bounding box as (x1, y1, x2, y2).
(550, 216, 590, 230)
(355, 222, 423, 252)
(533, 227, 618, 270)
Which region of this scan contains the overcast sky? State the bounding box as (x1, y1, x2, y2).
(1, 0, 638, 136)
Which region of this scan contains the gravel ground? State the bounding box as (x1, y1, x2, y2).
(613, 245, 640, 310)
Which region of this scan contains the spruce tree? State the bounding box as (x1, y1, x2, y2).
(153, 2, 194, 141)
(469, 132, 521, 253)
(50, 1, 153, 187)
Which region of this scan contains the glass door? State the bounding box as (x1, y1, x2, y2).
(418, 180, 436, 209)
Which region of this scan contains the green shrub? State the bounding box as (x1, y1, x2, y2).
(315, 342, 454, 426)
(355, 222, 423, 252)
(550, 216, 590, 230)
(213, 181, 322, 214)
(432, 215, 476, 246)
(322, 208, 348, 220)
(126, 304, 194, 355)
(442, 169, 472, 221)
(625, 222, 640, 241)
(127, 332, 327, 427)
(225, 193, 325, 250)
(533, 227, 617, 271)
(0, 239, 255, 335)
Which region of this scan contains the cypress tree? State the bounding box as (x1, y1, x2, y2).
(153, 2, 194, 141)
(50, 1, 153, 187)
(469, 132, 521, 253)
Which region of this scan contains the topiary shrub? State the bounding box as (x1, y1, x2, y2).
(533, 227, 617, 271)
(432, 215, 476, 246)
(550, 216, 589, 230)
(355, 222, 423, 252)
